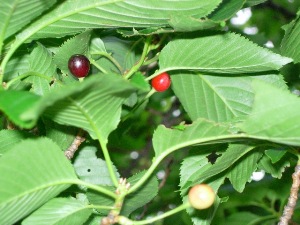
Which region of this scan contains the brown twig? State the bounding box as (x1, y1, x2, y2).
(64, 129, 85, 160)
(158, 158, 174, 189)
(278, 165, 300, 225)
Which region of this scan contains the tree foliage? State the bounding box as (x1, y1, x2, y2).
(1, 0, 300, 224)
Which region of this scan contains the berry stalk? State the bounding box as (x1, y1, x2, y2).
(117, 202, 191, 225)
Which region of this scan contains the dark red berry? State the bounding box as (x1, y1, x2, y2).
(68, 54, 90, 78)
(151, 72, 171, 92)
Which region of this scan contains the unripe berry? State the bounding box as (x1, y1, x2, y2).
(188, 184, 215, 210)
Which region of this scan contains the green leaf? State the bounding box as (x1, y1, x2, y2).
(0, 90, 41, 127)
(4, 46, 30, 81)
(26, 0, 222, 40)
(42, 75, 135, 142)
(152, 118, 232, 158)
(0, 138, 78, 225)
(121, 172, 158, 216)
(222, 212, 261, 225)
(240, 80, 300, 146)
(195, 144, 256, 185)
(281, 13, 300, 63)
(171, 72, 287, 122)
(89, 34, 107, 61)
(168, 17, 218, 32)
(44, 119, 77, 150)
(245, 0, 267, 7)
(117, 27, 174, 37)
(180, 153, 224, 225)
(0, 129, 32, 155)
(2, 1, 224, 70)
(83, 216, 102, 225)
(209, 0, 246, 22)
(26, 43, 57, 95)
(99, 36, 141, 74)
(22, 198, 92, 225)
(53, 31, 91, 77)
(0, 75, 135, 142)
(265, 148, 287, 163)
(73, 145, 119, 186)
(179, 146, 227, 194)
(87, 186, 115, 216)
(258, 154, 291, 179)
(180, 151, 213, 190)
(130, 72, 151, 92)
(0, 0, 57, 46)
(187, 196, 221, 225)
(87, 171, 159, 216)
(227, 150, 263, 192)
(159, 32, 292, 74)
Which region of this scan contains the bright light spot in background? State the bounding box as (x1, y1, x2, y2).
(288, 0, 294, 3)
(292, 89, 300, 96)
(168, 204, 176, 209)
(130, 151, 139, 159)
(264, 40, 274, 48)
(161, 100, 167, 107)
(157, 211, 164, 216)
(231, 8, 252, 26)
(157, 170, 165, 180)
(172, 109, 181, 117)
(243, 26, 258, 35)
(251, 170, 265, 181)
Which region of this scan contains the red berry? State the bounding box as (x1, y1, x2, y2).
(188, 184, 215, 210)
(151, 72, 171, 92)
(68, 54, 90, 78)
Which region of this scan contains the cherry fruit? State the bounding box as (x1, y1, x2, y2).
(188, 184, 215, 210)
(151, 72, 171, 92)
(68, 54, 90, 78)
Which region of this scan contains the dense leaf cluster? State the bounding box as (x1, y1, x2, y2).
(1, 0, 300, 224)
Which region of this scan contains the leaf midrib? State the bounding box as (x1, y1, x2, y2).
(0, 0, 18, 53)
(200, 74, 236, 117)
(1, 0, 124, 73)
(1, 179, 78, 207)
(67, 96, 103, 142)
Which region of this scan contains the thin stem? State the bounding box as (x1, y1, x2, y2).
(143, 53, 159, 66)
(118, 202, 191, 225)
(145, 70, 167, 81)
(128, 133, 249, 195)
(87, 204, 115, 211)
(128, 151, 166, 195)
(74, 180, 117, 199)
(5, 71, 55, 89)
(148, 33, 168, 51)
(98, 139, 119, 187)
(91, 52, 123, 72)
(123, 36, 152, 80)
(122, 88, 156, 122)
(100, 178, 131, 225)
(90, 58, 108, 74)
(67, 96, 119, 188)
